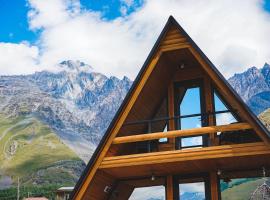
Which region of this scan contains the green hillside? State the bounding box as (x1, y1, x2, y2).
(221, 178, 267, 200)
(0, 114, 84, 188)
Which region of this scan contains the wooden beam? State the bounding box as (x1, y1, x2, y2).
(204, 77, 217, 146)
(210, 171, 219, 200)
(166, 175, 174, 200)
(112, 123, 251, 145)
(100, 142, 269, 169)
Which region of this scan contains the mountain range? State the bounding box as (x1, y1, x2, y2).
(0, 60, 270, 199)
(228, 63, 270, 114)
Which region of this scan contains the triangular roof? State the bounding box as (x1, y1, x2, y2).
(71, 15, 270, 199)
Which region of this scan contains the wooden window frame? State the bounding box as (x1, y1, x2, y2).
(174, 79, 208, 150)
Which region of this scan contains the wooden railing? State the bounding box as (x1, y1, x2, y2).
(112, 123, 252, 145)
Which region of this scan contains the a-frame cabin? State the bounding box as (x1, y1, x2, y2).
(71, 16, 270, 200)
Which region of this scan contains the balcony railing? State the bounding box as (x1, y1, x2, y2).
(113, 122, 252, 144)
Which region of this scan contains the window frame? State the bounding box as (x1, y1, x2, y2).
(174, 79, 208, 149)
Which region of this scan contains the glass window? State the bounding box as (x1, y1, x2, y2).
(181, 136, 203, 148)
(177, 86, 204, 148)
(159, 124, 168, 143)
(214, 91, 237, 126)
(129, 185, 166, 200)
(178, 178, 208, 200)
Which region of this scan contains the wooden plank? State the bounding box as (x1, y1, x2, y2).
(160, 44, 190, 52)
(100, 142, 269, 169)
(161, 38, 187, 45)
(168, 82, 175, 148)
(166, 175, 174, 200)
(210, 171, 219, 200)
(112, 123, 251, 144)
(105, 142, 263, 161)
(204, 78, 217, 146)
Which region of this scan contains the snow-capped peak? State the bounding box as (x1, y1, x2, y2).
(58, 60, 93, 73)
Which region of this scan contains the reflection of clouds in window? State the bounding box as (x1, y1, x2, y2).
(179, 182, 205, 195)
(179, 182, 205, 200)
(129, 186, 165, 200)
(181, 136, 203, 147)
(216, 113, 237, 126)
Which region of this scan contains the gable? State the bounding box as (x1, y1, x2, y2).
(71, 16, 270, 200)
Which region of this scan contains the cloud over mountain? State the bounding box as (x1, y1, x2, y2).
(0, 0, 270, 78)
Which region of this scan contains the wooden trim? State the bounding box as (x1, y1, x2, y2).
(204, 78, 216, 145)
(100, 142, 269, 169)
(166, 175, 174, 200)
(112, 123, 251, 144)
(160, 44, 190, 52)
(168, 82, 175, 147)
(210, 171, 219, 200)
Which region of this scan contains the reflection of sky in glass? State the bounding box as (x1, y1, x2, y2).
(159, 125, 168, 143)
(179, 88, 202, 147)
(180, 88, 201, 115)
(179, 182, 205, 196)
(181, 136, 203, 147)
(129, 186, 165, 200)
(179, 88, 201, 130)
(216, 113, 237, 126)
(214, 92, 227, 111)
(214, 92, 237, 125)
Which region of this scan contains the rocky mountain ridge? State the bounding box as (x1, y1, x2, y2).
(228, 62, 270, 114)
(0, 60, 132, 162)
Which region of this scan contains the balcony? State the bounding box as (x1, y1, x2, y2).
(100, 113, 270, 179)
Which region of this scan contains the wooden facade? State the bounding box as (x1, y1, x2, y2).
(71, 16, 270, 200)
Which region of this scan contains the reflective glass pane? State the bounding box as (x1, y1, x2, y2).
(180, 116, 202, 130)
(215, 113, 237, 126)
(180, 88, 201, 115)
(181, 136, 203, 148)
(129, 186, 165, 200)
(214, 91, 237, 125)
(214, 92, 227, 112)
(179, 182, 206, 200)
(159, 124, 168, 143)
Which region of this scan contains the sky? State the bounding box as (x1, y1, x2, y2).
(0, 0, 270, 78)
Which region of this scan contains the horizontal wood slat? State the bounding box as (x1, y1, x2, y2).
(100, 142, 269, 169)
(112, 123, 252, 145)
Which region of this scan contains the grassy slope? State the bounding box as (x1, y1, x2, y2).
(0, 114, 82, 186)
(221, 178, 265, 200)
(216, 109, 270, 199)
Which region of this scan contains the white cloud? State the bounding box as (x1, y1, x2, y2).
(0, 0, 270, 78)
(0, 42, 39, 75)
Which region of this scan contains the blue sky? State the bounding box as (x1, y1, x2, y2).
(0, 0, 268, 44)
(0, 0, 270, 78)
(0, 0, 143, 43)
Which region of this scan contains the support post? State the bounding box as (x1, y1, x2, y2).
(210, 171, 219, 200)
(166, 175, 174, 200)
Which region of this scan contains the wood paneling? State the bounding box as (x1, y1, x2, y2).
(101, 142, 270, 169)
(82, 170, 115, 200)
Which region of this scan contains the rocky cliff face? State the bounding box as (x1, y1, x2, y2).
(228, 63, 270, 114)
(0, 60, 132, 162)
